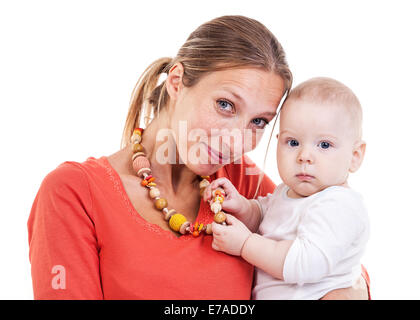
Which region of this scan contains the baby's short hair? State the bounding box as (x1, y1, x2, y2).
(284, 77, 363, 139)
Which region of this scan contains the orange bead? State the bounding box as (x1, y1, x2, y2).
(147, 177, 156, 183)
(214, 190, 223, 197)
(141, 180, 148, 186)
(192, 230, 199, 237)
(134, 128, 143, 135)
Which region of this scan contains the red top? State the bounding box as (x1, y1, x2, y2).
(27, 155, 276, 299)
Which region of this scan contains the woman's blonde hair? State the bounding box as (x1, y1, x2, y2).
(120, 15, 293, 148)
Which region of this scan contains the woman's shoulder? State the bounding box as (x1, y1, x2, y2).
(215, 155, 276, 199)
(40, 156, 105, 189)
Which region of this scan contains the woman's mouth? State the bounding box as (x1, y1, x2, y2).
(296, 173, 315, 182)
(207, 145, 228, 164)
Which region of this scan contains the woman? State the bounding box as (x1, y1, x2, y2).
(27, 15, 370, 299)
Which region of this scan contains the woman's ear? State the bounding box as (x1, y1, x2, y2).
(165, 62, 184, 101)
(349, 140, 366, 173)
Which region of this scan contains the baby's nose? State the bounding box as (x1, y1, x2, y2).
(297, 148, 314, 164)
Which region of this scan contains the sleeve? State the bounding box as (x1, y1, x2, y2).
(27, 162, 104, 299)
(282, 189, 367, 285)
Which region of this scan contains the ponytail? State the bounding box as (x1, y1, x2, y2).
(120, 57, 172, 149)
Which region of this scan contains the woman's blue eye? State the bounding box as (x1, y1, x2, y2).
(288, 139, 299, 147)
(217, 100, 234, 112)
(319, 141, 330, 149)
(251, 118, 268, 128)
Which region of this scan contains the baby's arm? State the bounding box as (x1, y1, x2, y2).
(241, 234, 294, 280)
(212, 214, 293, 280)
(203, 178, 262, 233)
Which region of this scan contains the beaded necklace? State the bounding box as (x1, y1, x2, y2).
(131, 128, 227, 237)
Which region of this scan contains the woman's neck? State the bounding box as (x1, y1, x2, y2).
(127, 110, 199, 195)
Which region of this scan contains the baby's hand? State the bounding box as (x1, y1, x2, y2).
(203, 177, 249, 218)
(211, 214, 252, 256)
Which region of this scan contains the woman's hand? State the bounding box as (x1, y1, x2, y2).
(211, 214, 252, 256)
(320, 276, 369, 300)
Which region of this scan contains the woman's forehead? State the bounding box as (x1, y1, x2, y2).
(197, 67, 285, 108)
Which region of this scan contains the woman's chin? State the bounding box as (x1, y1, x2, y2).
(188, 162, 225, 177)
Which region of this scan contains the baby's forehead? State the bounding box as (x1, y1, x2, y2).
(280, 77, 363, 138)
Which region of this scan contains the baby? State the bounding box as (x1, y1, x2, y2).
(204, 77, 370, 300)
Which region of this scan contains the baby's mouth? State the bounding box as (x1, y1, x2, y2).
(296, 173, 315, 182)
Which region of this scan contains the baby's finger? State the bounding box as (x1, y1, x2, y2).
(224, 213, 237, 226)
(211, 222, 223, 235)
(212, 240, 220, 251)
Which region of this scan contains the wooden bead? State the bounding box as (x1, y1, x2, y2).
(211, 201, 222, 214)
(199, 179, 210, 189)
(149, 187, 160, 199)
(132, 143, 144, 153)
(179, 221, 190, 235)
(137, 168, 152, 177)
(131, 133, 142, 144)
(165, 209, 177, 221)
(154, 198, 168, 210)
(214, 211, 227, 224)
(205, 223, 212, 234)
(169, 213, 187, 232)
(200, 187, 206, 197)
(133, 156, 150, 174)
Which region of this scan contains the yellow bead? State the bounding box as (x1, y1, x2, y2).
(169, 213, 187, 232)
(154, 198, 168, 210)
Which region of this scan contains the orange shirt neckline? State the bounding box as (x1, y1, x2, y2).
(99, 155, 214, 242)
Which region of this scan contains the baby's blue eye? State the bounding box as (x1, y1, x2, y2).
(288, 139, 299, 147)
(319, 141, 330, 149)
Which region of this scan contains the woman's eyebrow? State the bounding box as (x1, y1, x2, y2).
(259, 111, 277, 118)
(220, 86, 277, 118)
(220, 86, 245, 103)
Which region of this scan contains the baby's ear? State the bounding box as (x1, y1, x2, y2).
(349, 140, 366, 173)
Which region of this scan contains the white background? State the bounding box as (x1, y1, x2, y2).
(1, 0, 419, 299)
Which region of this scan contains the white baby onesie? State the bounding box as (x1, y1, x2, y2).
(252, 184, 370, 300)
